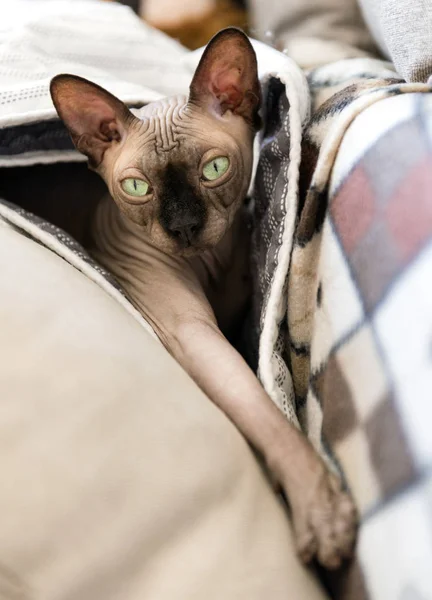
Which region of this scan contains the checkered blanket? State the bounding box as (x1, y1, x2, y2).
(251, 60, 432, 599)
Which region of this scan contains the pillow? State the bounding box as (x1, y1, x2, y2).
(358, 0, 432, 82)
(0, 223, 328, 600)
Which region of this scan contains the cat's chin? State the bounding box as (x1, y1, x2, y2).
(171, 239, 227, 258)
(175, 244, 210, 258)
(150, 230, 227, 257)
(149, 241, 207, 258)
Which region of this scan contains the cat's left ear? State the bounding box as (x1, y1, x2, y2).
(50, 74, 135, 168)
(189, 28, 261, 128)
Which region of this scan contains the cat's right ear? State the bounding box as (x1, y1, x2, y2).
(189, 28, 261, 128)
(50, 75, 135, 168)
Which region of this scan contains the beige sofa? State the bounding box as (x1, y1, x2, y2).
(0, 218, 328, 599)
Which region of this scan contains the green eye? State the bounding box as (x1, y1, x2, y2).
(202, 156, 230, 181)
(121, 178, 149, 197)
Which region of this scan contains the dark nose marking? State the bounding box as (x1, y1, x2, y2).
(166, 215, 201, 246)
(159, 163, 207, 247)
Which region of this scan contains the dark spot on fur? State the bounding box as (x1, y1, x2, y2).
(299, 137, 320, 211)
(317, 282, 322, 306)
(289, 340, 310, 356)
(310, 84, 360, 123)
(296, 185, 328, 247)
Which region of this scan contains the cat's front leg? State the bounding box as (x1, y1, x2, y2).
(165, 316, 357, 569)
(105, 246, 358, 569)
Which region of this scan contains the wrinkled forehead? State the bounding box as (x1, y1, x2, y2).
(131, 96, 215, 149)
(122, 97, 244, 172)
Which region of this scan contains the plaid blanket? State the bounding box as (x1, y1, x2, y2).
(251, 60, 432, 599)
(321, 90, 432, 600)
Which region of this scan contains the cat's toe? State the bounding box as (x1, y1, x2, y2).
(292, 471, 358, 570)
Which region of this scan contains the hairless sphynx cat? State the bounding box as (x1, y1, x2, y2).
(50, 28, 357, 569)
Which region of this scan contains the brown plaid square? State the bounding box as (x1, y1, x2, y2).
(331, 119, 432, 315)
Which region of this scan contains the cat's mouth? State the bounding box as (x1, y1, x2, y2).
(162, 226, 227, 256)
(151, 217, 229, 257)
(165, 234, 227, 258)
(173, 242, 213, 258)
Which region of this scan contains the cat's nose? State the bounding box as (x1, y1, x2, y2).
(167, 217, 201, 247)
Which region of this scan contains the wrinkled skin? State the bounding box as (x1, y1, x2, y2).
(50, 28, 357, 569)
(100, 95, 254, 256)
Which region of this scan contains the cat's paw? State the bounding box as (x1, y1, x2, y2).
(290, 470, 357, 570)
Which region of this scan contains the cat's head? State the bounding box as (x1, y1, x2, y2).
(50, 28, 260, 255)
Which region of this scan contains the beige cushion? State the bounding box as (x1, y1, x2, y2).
(0, 222, 327, 600)
(358, 0, 432, 82)
(249, 0, 377, 69)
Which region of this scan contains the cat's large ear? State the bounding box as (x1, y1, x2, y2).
(189, 28, 261, 128)
(50, 74, 135, 168)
